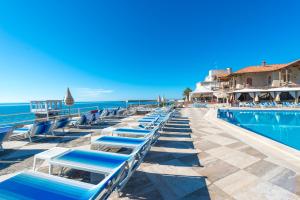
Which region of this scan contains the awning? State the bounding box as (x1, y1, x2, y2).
(267, 87, 300, 92)
(233, 88, 267, 93)
(233, 87, 300, 93)
(190, 86, 213, 95)
(213, 92, 228, 98)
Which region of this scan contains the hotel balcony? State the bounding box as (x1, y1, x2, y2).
(230, 82, 300, 91)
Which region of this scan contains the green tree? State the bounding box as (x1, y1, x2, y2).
(183, 88, 192, 100)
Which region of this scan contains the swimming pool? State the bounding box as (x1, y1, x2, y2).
(218, 109, 300, 151)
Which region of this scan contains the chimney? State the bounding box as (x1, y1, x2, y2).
(262, 60, 267, 66)
(226, 67, 232, 74)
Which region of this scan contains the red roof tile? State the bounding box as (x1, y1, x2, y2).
(233, 59, 300, 75)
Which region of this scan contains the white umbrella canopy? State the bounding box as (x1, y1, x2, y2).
(161, 96, 165, 103)
(64, 88, 74, 106)
(157, 95, 161, 103)
(275, 93, 281, 102)
(254, 95, 259, 102)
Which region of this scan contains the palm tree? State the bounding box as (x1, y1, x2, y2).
(183, 88, 192, 100)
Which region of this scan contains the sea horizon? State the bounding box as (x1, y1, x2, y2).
(0, 100, 158, 125)
(0, 99, 158, 104)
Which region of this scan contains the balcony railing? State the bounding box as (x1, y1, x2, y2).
(229, 82, 300, 90)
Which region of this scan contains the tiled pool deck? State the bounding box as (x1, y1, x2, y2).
(0, 108, 300, 199)
(115, 108, 300, 200)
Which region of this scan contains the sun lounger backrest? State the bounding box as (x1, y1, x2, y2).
(54, 117, 69, 129)
(43, 121, 53, 134)
(78, 115, 87, 125)
(31, 121, 46, 136)
(0, 126, 13, 143)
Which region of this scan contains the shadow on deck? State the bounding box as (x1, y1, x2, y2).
(119, 110, 210, 200)
(120, 171, 209, 200)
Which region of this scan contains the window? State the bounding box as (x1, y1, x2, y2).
(268, 76, 272, 85)
(282, 69, 291, 83)
(246, 77, 252, 86)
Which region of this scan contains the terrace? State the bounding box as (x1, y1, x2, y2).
(1, 108, 299, 199)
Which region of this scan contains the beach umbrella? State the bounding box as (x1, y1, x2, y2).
(275, 93, 281, 102)
(161, 96, 165, 106)
(185, 96, 188, 102)
(64, 88, 74, 116)
(254, 95, 259, 102)
(164, 96, 167, 105)
(157, 95, 161, 106)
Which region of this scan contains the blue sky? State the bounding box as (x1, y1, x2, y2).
(0, 0, 300, 102)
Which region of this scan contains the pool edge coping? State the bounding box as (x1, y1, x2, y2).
(204, 108, 300, 173)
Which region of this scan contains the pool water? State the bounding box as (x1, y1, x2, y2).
(218, 109, 300, 151)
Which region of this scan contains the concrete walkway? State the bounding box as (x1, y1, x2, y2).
(115, 108, 300, 200)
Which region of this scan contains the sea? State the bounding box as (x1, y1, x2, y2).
(0, 101, 156, 126)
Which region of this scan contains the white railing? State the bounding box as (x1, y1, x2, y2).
(0, 106, 100, 126)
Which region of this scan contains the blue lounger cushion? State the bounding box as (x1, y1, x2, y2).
(95, 136, 146, 146)
(0, 171, 96, 200)
(142, 117, 157, 119)
(115, 128, 152, 134)
(138, 119, 155, 123)
(0, 126, 13, 142)
(53, 150, 129, 171)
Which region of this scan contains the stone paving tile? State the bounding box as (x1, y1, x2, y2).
(207, 146, 260, 169)
(151, 146, 200, 154)
(160, 132, 191, 138)
(193, 158, 239, 183)
(239, 146, 268, 159)
(142, 159, 210, 200)
(232, 179, 299, 200)
(269, 168, 300, 196)
(2, 141, 28, 150)
(200, 127, 225, 135)
(177, 153, 202, 167)
(115, 170, 164, 200)
(226, 141, 248, 149)
(214, 170, 258, 195)
(154, 140, 195, 149)
(202, 135, 238, 146)
(218, 133, 238, 140)
(181, 184, 235, 200)
(193, 139, 220, 151)
(158, 136, 193, 142)
(295, 175, 300, 196)
(245, 159, 279, 177)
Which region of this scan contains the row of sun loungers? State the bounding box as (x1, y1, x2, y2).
(0, 106, 174, 200)
(0, 108, 126, 151)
